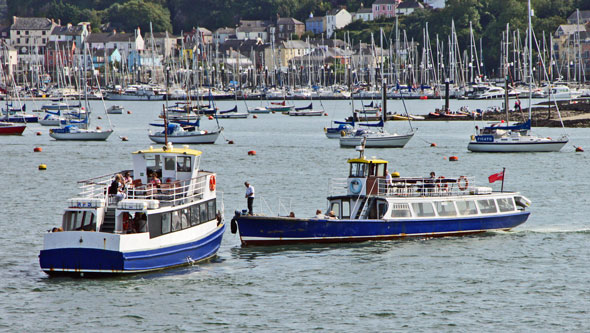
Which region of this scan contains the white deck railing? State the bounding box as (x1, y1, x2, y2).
(329, 177, 477, 198)
(76, 171, 211, 207)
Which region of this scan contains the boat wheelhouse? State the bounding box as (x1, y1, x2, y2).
(232, 145, 531, 246)
(39, 143, 225, 276)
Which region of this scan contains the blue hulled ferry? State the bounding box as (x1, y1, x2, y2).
(39, 143, 225, 276)
(232, 144, 531, 246)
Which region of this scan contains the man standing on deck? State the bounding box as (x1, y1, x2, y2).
(245, 181, 255, 215)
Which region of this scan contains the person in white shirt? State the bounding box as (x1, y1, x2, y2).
(244, 181, 255, 215)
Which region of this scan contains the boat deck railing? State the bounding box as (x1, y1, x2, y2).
(76, 171, 211, 207)
(329, 177, 478, 198)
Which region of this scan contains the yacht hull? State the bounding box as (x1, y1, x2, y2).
(468, 140, 568, 152)
(49, 129, 113, 141)
(340, 133, 414, 148)
(149, 129, 221, 144)
(235, 212, 529, 246)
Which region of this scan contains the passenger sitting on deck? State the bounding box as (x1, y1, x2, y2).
(123, 172, 133, 186)
(315, 209, 324, 218)
(149, 172, 161, 185)
(327, 211, 337, 219)
(289, 212, 295, 218)
(109, 174, 126, 203)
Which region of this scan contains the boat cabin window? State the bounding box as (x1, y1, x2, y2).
(341, 200, 350, 218)
(146, 154, 162, 174)
(164, 157, 176, 171)
(456, 200, 478, 216)
(350, 163, 367, 177)
(434, 201, 457, 217)
(391, 203, 411, 218)
(177, 156, 192, 172)
(369, 163, 385, 177)
(477, 199, 498, 214)
(63, 210, 95, 231)
(376, 201, 387, 219)
(148, 199, 216, 238)
(411, 202, 436, 217)
(496, 198, 515, 212)
(329, 201, 341, 218)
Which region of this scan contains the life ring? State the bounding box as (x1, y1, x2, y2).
(436, 176, 448, 190)
(209, 175, 216, 191)
(457, 176, 469, 191)
(349, 179, 362, 194)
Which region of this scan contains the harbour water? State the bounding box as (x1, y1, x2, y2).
(1, 98, 589, 331)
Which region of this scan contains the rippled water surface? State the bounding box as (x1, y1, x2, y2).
(1, 98, 589, 331)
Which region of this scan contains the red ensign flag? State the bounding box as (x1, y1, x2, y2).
(488, 171, 504, 183)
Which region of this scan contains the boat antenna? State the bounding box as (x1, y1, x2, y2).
(356, 137, 367, 159)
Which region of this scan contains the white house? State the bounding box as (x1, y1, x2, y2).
(326, 8, 352, 38)
(213, 27, 236, 44)
(353, 7, 374, 22)
(396, 0, 424, 16)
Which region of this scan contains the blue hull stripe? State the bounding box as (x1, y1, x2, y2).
(39, 224, 225, 274)
(237, 213, 529, 245)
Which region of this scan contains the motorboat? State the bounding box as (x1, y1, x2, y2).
(106, 105, 124, 114)
(39, 142, 225, 276)
(231, 143, 531, 246)
(0, 121, 26, 135)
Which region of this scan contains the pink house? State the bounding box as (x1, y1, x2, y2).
(372, 0, 401, 19)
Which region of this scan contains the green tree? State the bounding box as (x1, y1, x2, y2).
(106, 0, 172, 32)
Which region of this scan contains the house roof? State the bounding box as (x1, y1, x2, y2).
(11, 17, 54, 30)
(356, 8, 373, 14)
(281, 40, 308, 49)
(277, 17, 304, 25)
(373, 0, 398, 5)
(215, 27, 236, 35)
(145, 32, 177, 40)
(86, 32, 137, 43)
(51, 25, 85, 36)
(397, 0, 423, 9)
(327, 9, 346, 16)
(557, 24, 587, 35)
(197, 27, 212, 35)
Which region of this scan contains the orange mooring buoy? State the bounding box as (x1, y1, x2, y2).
(33, 147, 42, 152)
(430, 143, 437, 147)
(253, 115, 258, 119)
(96, 126, 102, 130)
(208, 115, 213, 120)
(576, 146, 584, 152)
(324, 113, 328, 116)
(36, 131, 42, 136)
(449, 156, 459, 161)
(248, 150, 256, 156)
(127, 110, 132, 114)
(121, 136, 129, 141)
(228, 140, 234, 144)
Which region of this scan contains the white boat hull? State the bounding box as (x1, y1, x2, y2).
(288, 110, 323, 116)
(49, 129, 113, 141)
(107, 93, 164, 101)
(340, 132, 414, 148)
(149, 129, 222, 144)
(467, 139, 568, 152)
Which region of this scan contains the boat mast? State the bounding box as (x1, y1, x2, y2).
(527, 0, 532, 121)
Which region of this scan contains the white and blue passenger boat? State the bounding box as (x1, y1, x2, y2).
(39, 142, 225, 276)
(231, 144, 531, 246)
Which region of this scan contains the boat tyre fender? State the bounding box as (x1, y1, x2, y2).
(457, 176, 469, 191)
(436, 176, 448, 190)
(230, 218, 237, 234)
(209, 175, 216, 191)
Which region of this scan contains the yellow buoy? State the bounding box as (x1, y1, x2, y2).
(38, 164, 47, 170)
(392, 171, 400, 177)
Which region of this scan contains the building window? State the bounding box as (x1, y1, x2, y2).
(16, 38, 20, 44)
(25, 31, 29, 35)
(42, 31, 46, 35)
(42, 38, 45, 43)
(16, 30, 20, 35)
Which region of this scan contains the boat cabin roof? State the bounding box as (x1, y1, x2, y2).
(133, 145, 202, 157)
(347, 157, 388, 164)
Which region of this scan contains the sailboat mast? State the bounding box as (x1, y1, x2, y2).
(527, 0, 532, 120)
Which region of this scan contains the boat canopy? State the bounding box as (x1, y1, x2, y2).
(347, 157, 388, 164)
(134, 145, 202, 157)
(484, 119, 531, 131)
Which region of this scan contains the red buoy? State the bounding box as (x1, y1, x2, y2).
(127, 111, 132, 114)
(208, 115, 213, 120)
(228, 140, 234, 144)
(271, 111, 276, 114)
(430, 143, 437, 147)
(248, 150, 256, 156)
(420, 96, 428, 100)
(121, 136, 129, 141)
(449, 156, 459, 161)
(36, 131, 42, 136)
(96, 126, 102, 130)
(97, 116, 102, 119)
(33, 147, 42, 152)
(576, 146, 584, 152)
(253, 115, 258, 119)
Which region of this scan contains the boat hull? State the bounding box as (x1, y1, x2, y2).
(0, 124, 26, 135)
(106, 93, 164, 101)
(235, 212, 529, 246)
(340, 133, 414, 148)
(148, 130, 221, 144)
(39, 224, 225, 276)
(467, 140, 568, 152)
(49, 129, 113, 141)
